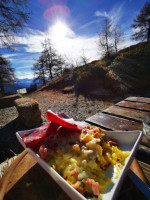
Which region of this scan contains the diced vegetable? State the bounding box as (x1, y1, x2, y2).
(78, 171, 88, 180)
(91, 182, 100, 196)
(39, 145, 49, 159)
(72, 144, 80, 152)
(72, 181, 81, 189)
(72, 168, 78, 177)
(85, 178, 95, 185)
(82, 134, 92, 143)
(85, 178, 100, 196)
(108, 141, 118, 146)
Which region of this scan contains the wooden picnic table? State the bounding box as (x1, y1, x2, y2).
(86, 96, 150, 184)
(0, 96, 150, 200)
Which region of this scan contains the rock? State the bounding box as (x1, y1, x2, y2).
(0, 94, 22, 109)
(14, 97, 43, 128)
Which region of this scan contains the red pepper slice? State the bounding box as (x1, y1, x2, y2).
(23, 123, 50, 148)
(46, 110, 85, 131)
(23, 122, 59, 148)
(23, 111, 85, 148)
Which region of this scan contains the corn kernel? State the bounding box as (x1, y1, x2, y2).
(82, 134, 92, 143)
(72, 144, 80, 152)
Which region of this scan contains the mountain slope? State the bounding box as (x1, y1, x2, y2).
(38, 41, 150, 96)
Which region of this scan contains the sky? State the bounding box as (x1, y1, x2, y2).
(1, 0, 149, 79)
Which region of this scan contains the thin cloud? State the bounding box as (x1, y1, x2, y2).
(16, 65, 33, 69)
(95, 11, 109, 18)
(3, 53, 23, 58)
(109, 2, 125, 27)
(95, 2, 125, 28)
(78, 18, 102, 31)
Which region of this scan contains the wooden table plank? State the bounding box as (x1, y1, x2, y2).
(86, 112, 142, 131)
(86, 112, 150, 147)
(4, 164, 71, 200)
(140, 135, 150, 148)
(139, 144, 150, 151)
(125, 97, 150, 104)
(116, 101, 150, 111)
(138, 161, 150, 183)
(103, 106, 150, 122)
(5, 153, 37, 193)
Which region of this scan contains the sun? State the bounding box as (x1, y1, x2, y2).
(51, 21, 69, 38)
(47, 21, 75, 54)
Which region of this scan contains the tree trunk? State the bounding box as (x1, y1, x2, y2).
(106, 32, 110, 57)
(147, 19, 150, 41)
(48, 51, 53, 80)
(49, 65, 53, 80)
(115, 40, 118, 54)
(41, 64, 46, 85)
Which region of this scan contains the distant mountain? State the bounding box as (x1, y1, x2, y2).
(4, 78, 34, 93)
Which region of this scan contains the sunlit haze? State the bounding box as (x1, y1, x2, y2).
(49, 21, 74, 39)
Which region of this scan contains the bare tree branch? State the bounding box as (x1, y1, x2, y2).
(0, 0, 30, 49)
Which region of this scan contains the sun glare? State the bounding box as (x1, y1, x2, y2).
(47, 21, 75, 57)
(51, 21, 69, 38)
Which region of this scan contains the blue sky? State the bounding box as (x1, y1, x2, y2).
(1, 0, 149, 79)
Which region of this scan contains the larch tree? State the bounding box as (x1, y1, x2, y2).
(131, 2, 150, 41)
(0, 55, 16, 94)
(53, 55, 65, 77)
(42, 38, 58, 80)
(32, 38, 65, 84)
(113, 26, 124, 54)
(41, 38, 65, 80)
(98, 17, 113, 58)
(32, 55, 47, 85)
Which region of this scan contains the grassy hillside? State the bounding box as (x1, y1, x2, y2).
(40, 60, 120, 95)
(109, 41, 150, 93)
(40, 41, 150, 96)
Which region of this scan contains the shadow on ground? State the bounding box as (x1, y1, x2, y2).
(74, 89, 117, 106)
(0, 118, 33, 163)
